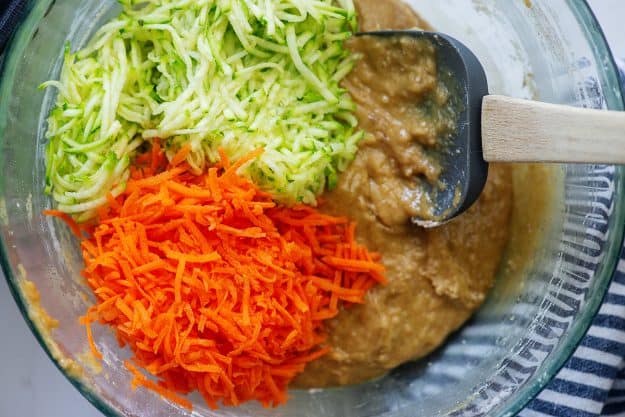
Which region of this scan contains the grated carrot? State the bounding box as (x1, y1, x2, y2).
(169, 144, 193, 167)
(43, 209, 84, 238)
(47, 148, 386, 410)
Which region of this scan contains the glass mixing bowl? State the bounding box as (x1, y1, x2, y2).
(1, 1, 624, 416)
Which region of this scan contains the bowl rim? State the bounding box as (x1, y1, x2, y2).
(498, 1, 625, 414)
(0, 1, 624, 417)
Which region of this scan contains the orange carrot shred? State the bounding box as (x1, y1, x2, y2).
(45, 147, 386, 410)
(170, 143, 192, 167)
(82, 317, 103, 360)
(125, 361, 193, 410)
(43, 210, 83, 238)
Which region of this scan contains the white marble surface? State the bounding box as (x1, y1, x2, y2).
(0, 2, 623, 416)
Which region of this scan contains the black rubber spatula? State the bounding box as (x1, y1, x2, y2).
(359, 31, 625, 227)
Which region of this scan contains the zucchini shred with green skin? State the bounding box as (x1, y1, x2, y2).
(42, 0, 363, 221)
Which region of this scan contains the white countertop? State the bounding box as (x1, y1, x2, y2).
(592, 0, 625, 58)
(0, 2, 623, 416)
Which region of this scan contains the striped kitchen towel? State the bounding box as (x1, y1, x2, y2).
(520, 58, 625, 417)
(520, 259, 625, 417)
(0, 0, 26, 54)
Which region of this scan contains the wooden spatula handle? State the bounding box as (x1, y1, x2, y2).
(481, 95, 625, 164)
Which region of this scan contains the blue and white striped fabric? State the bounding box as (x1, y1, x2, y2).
(520, 58, 625, 417)
(520, 258, 625, 417)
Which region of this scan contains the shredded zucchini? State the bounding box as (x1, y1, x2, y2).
(43, 0, 361, 220)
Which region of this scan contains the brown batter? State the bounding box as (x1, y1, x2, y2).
(341, 33, 460, 224)
(295, 0, 514, 387)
